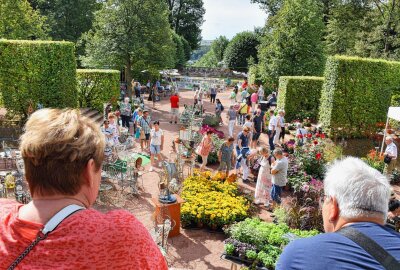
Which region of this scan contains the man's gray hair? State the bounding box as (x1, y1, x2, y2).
(324, 157, 390, 220)
(386, 136, 393, 142)
(273, 149, 283, 156)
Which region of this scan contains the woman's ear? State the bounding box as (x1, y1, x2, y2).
(82, 159, 97, 188)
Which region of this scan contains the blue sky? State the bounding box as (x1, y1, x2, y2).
(201, 0, 267, 40)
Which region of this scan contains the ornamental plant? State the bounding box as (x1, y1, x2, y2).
(181, 171, 250, 229)
(361, 149, 384, 172)
(223, 218, 318, 269)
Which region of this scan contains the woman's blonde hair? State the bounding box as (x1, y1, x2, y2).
(20, 109, 105, 197)
(258, 146, 269, 155)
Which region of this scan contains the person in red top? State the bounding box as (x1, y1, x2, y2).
(241, 78, 248, 89)
(0, 109, 168, 270)
(169, 92, 179, 124)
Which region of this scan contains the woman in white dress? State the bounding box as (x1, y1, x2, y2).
(254, 147, 275, 207)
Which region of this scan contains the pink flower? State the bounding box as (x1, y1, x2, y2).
(302, 184, 310, 192)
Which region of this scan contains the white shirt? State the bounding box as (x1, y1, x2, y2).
(268, 116, 277, 130)
(385, 142, 398, 159)
(258, 87, 264, 97)
(296, 128, 308, 137)
(150, 129, 164, 146)
(243, 121, 253, 130)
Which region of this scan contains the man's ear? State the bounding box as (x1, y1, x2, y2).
(330, 196, 340, 222)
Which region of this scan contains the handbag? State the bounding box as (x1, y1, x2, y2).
(384, 155, 392, 164)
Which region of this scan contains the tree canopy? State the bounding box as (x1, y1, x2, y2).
(81, 0, 175, 88)
(0, 0, 47, 40)
(257, 0, 325, 83)
(223, 31, 260, 72)
(166, 0, 205, 50)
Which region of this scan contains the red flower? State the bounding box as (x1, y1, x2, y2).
(316, 153, 322, 160)
(307, 133, 312, 139)
(315, 133, 320, 138)
(297, 134, 303, 139)
(320, 133, 325, 139)
(313, 140, 318, 145)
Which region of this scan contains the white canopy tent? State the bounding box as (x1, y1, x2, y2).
(380, 107, 400, 153)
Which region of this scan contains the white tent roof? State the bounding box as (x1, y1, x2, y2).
(388, 107, 400, 121)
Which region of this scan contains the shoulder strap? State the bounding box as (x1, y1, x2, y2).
(7, 204, 84, 270)
(337, 226, 400, 270)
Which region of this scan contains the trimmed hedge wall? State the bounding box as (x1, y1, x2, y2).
(277, 76, 324, 122)
(77, 69, 120, 112)
(0, 40, 77, 118)
(319, 55, 400, 137)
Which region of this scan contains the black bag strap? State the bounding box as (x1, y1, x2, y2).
(337, 226, 400, 270)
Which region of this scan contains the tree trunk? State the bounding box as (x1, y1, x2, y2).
(126, 60, 133, 97)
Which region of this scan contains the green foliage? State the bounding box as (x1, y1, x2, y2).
(0, 0, 47, 40)
(193, 50, 218, 68)
(211, 36, 229, 62)
(225, 243, 235, 255)
(223, 31, 260, 72)
(257, 0, 325, 84)
(325, 1, 369, 55)
(0, 40, 77, 118)
(319, 55, 400, 137)
(29, 0, 100, 42)
(190, 44, 211, 61)
(77, 69, 120, 113)
(277, 76, 324, 122)
(172, 32, 187, 68)
(225, 218, 319, 268)
(82, 0, 175, 88)
(166, 0, 205, 50)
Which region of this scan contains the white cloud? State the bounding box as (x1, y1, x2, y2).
(201, 0, 267, 40)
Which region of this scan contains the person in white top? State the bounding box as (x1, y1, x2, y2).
(149, 121, 164, 172)
(295, 122, 308, 146)
(384, 136, 398, 175)
(254, 147, 275, 206)
(257, 85, 264, 102)
(268, 110, 277, 151)
(273, 110, 284, 146)
(243, 114, 253, 146)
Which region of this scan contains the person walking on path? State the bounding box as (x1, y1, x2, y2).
(215, 99, 224, 126)
(229, 88, 237, 105)
(384, 136, 398, 175)
(243, 114, 253, 146)
(196, 131, 213, 171)
(269, 149, 288, 211)
(210, 86, 217, 103)
(236, 126, 251, 183)
(254, 147, 275, 206)
(268, 110, 277, 151)
(258, 85, 264, 102)
(149, 121, 164, 172)
(227, 105, 237, 137)
(238, 100, 248, 125)
(218, 137, 235, 175)
(251, 92, 258, 113)
(240, 88, 248, 103)
(279, 110, 286, 144)
(108, 113, 120, 145)
(169, 92, 179, 124)
(120, 97, 132, 128)
(138, 110, 152, 152)
(273, 110, 283, 146)
(252, 109, 264, 149)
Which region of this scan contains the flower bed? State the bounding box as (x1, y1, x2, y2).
(181, 171, 250, 229)
(223, 218, 318, 269)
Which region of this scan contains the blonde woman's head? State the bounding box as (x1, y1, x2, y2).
(20, 109, 105, 197)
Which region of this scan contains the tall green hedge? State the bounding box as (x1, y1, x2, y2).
(0, 40, 77, 118)
(277, 76, 324, 122)
(319, 55, 400, 137)
(77, 69, 120, 112)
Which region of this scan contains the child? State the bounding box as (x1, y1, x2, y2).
(218, 137, 235, 175)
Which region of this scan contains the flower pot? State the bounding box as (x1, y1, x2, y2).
(197, 221, 204, 228)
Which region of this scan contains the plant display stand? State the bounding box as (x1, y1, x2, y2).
(152, 194, 185, 237)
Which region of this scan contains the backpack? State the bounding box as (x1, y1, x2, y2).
(220, 104, 224, 112)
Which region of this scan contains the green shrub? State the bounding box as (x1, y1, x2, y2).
(77, 69, 120, 112)
(277, 76, 324, 122)
(0, 40, 77, 118)
(319, 55, 400, 137)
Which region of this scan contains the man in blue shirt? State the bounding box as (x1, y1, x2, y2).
(276, 157, 400, 270)
(236, 126, 251, 183)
